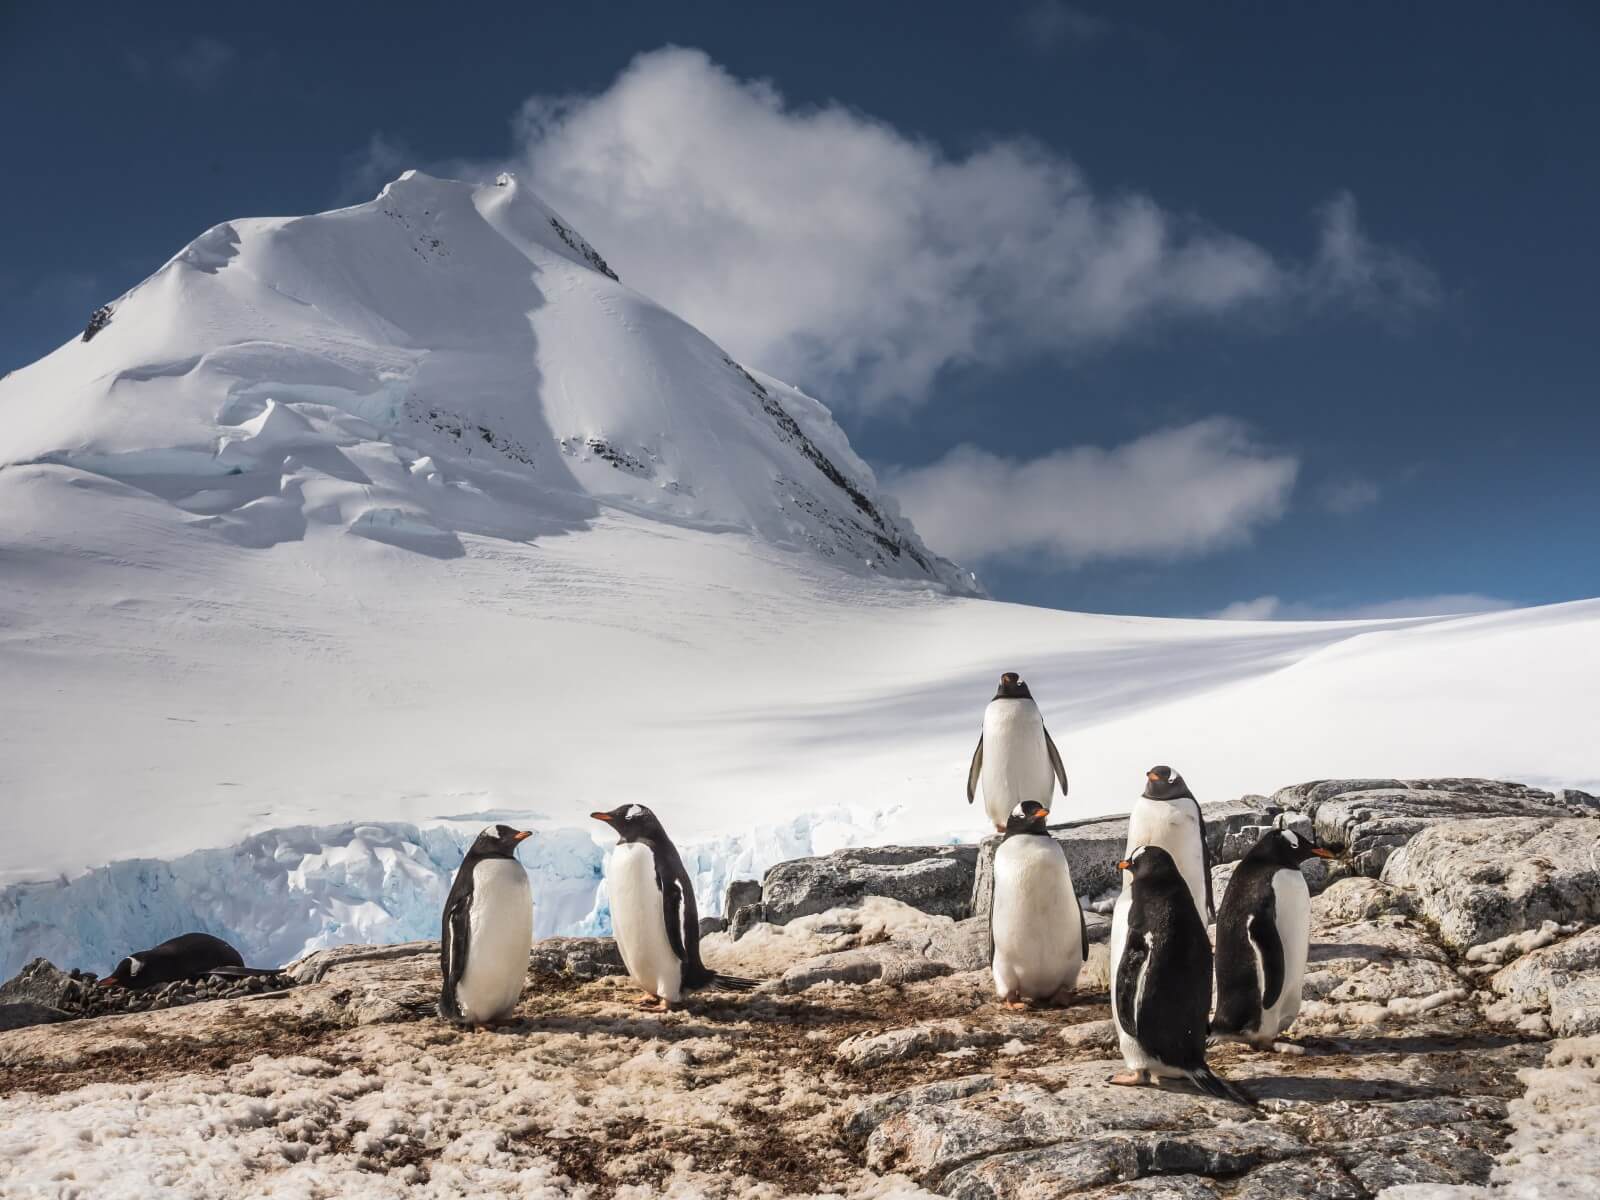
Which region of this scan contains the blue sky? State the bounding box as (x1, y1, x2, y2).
(4, 2, 1596, 617)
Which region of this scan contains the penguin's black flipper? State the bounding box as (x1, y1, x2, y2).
(966, 735, 984, 804)
(1184, 1065, 1260, 1109)
(1077, 902, 1090, 965)
(1249, 905, 1286, 1009)
(439, 880, 472, 1023)
(1043, 725, 1068, 796)
(1195, 802, 1216, 923)
(1113, 933, 1147, 1039)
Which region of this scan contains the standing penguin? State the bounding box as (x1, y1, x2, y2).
(439, 824, 535, 1027)
(1211, 828, 1336, 1049)
(1108, 845, 1256, 1106)
(967, 672, 1069, 833)
(592, 804, 753, 1011)
(990, 800, 1088, 1007)
(1125, 765, 1213, 923)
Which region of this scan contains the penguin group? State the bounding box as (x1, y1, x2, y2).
(422, 665, 1331, 1114)
(970, 671, 1336, 1106)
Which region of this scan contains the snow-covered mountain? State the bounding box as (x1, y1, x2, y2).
(0, 170, 971, 592)
(2, 172, 1596, 978)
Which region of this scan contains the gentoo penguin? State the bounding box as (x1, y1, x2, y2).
(98, 932, 271, 988)
(1211, 828, 1336, 1048)
(990, 800, 1088, 1007)
(967, 671, 1069, 833)
(592, 804, 754, 1011)
(439, 824, 535, 1026)
(1125, 765, 1213, 923)
(1108, 845, 1256, 1106)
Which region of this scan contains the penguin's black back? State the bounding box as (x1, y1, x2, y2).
(133, 933, 246, 986)
(1212, 855, 1287, 1036)
(1116, 868, 1212, 1070)
(439, 848, 488, 1021)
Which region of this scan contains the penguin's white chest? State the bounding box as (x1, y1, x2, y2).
(980, 700, 1054, 827)
(455, 859, 533, 1023)
(609, 843, 684, 1002)
(991, 836, 1083, 1001)
(1126, 799, 1208, 922)
(1259, 868, 1310, 1038)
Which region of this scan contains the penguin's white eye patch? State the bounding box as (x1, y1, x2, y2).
(128, 957, 144, 977)
(625, 804, 644, 820)
(1282, 830, 1301, 848)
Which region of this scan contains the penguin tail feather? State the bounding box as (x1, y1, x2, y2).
(706, 972, 758, 992)
(207, 965, 284, 979)
(1186, 1065, 1259, 1109)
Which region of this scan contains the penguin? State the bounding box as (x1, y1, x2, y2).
(967, 671, 1069, 833)
(98, 932, 274, 988)
(990, 800, 1088, 1008)
(1108, 845, 1256, 1107)
(1125, 765, 1213, 924)
(1211, 828, 1336, 1049)
(592, 804, 754, 1011)
(439, 824, 535, 1027)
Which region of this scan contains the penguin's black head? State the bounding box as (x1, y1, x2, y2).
(471, 823, 532, 859)
(993, 671, 1033, 700)
(1142, 765, 1193, 802)
(1251, 827, 1338, 869)
(1004, 800, 1051, 835)
(591, 803, 665, 843)
(1117, 844, 1185, 887)
(98, 955, 145, 989)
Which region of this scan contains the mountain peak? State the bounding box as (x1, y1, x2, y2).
(0, 174, 975, 593)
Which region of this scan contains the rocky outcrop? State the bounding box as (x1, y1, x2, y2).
(1381, 817, 1600, 951)
(2, 776, 1598, 1197)
(746, 844, 979, 934)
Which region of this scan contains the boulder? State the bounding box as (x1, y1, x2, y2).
(0, 1001, 72, 1031)
(1276, 779, 1592, 876)
(760, 844, 978, 926)
(724, 878, 761, 916)
(1381, 817, 1600, 951)
(528, 936, 627, 981)
(0, 958, 84, 1010)
(1490, 927, 1600, 1038)
(1311, 876, 1417, 926)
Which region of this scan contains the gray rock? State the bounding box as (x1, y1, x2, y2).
(1333, 1124, 1502, 1191)
(1228, 1158, 1365, 1200)
(1312, 876, 1417, 926)
(528, 936, 627, 981)
(843, 1074, 995, 1146)
(286, 941, 436, 985)
(761, 845, 979, 926)
(0, 1001, 72, 1031)
(1276, 779, 1591, 877)
(1381, 817, 1600, 950)
(1059, 1018, 1117, 1050)
(729, 902, 766, 941)
(777, 947, 951, 994)
(0, 959, 83, 1010)
(724, 878, 761, 917)
(1491, 926, 1600, 1037)
(697, 916, 727, 937)
(836, 1020, 1008, 1069)
(919, 917, 992, 972)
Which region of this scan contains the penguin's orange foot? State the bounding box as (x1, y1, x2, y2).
(1003, 998, 1032, 1010)
(1107, 1070, 1151, 1087)
(994, 824, 1007, 834)
(635, 994, 669, 1012)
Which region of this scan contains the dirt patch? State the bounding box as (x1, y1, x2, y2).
(1, 1012, 344, 1098)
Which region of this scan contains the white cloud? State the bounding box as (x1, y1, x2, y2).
(883, 417, 1298, 566)
(126, 37, 236, 90)
(1319, 477, 1381, 514)
(1019, 3, 1112, 51)
(454, 47, 1437, 409)
(1211, 593, 1516, 621)
(337, 133, 416, 205)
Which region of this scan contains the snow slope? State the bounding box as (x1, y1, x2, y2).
(1, 173, 1595, 977)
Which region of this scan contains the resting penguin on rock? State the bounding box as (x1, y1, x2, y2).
(592, 804, 755, 1011)
(967, 671, 1069, 833)
(1126, 765, 1213, 923)
(439, 824, 535, 1027)
(990, 800, 1088, 1008)
(98, 932, 275, 988)
(1109, 845, 1257, 1107)
(1211, 827, 1336, 1049)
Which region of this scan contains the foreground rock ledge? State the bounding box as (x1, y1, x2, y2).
(1, 777, 1597, 1198)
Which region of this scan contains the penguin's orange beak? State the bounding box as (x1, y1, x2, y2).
(513, 830, 532, 842)
(1117, 859, 1133, 871)
(590, 812, 613, 822)
(1310, 847, 1336, 859)
(96, 976, 120, 988)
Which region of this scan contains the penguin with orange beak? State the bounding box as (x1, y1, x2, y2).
(439, 824, 535, 1026)
(1211, 827, 1338, 1048)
